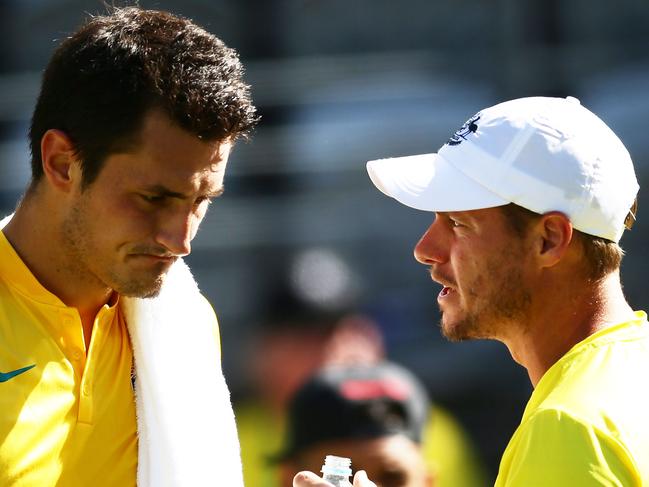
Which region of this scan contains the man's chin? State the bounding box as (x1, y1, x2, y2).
(113, 274, 166, 299)
(132, 286, 163, 299)
(441, 326, 469, 343)
(440, 315, 478, 342)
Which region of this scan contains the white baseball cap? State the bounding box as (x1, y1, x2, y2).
(367, 96, 639, 242)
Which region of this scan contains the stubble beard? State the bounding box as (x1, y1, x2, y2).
(113, 272, 165, 299)
(61, 200, 167, 300)
(439, 260, 532, 343)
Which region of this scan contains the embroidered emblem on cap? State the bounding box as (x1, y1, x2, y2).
(447, 113, 480, 146)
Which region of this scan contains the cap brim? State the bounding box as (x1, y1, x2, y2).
(367, 153, 508, 212)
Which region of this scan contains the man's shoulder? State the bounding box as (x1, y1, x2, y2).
(498, 406, 643, 487)
(512, 354, 649, 483)
(540, 318, 649, 407)
(531, 342, 649, 437)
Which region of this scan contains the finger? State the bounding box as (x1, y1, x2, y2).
(293, 471, 334, 487)
(353, 470, 378, 487)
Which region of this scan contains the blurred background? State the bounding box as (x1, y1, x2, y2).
(2, 1, 649, 485)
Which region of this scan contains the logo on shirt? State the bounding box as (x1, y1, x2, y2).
(0, 364, 36, 383)
(447, 113, 480, 146)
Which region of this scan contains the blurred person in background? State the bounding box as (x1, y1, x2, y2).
(0, 6, 257, 486)
(295, 96, 648, 486)
(236, 248, 486, 487)
(277, 361, 434, 487)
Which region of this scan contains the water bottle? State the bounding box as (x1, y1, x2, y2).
(321, 455, 353, 487)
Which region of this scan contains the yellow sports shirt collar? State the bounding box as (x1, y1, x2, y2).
(0, 229, 65, 308)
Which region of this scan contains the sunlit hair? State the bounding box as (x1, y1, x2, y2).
(500, 203, 624, 280)
(29, 6, 258, 189)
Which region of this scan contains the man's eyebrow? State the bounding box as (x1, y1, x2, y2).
(141, 185, 224, 199)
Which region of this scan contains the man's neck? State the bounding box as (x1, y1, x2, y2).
(4, 199, 114, 337)
(505, 271, 634, 387)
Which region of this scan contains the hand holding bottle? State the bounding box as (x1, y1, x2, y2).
(292, 470, 377, 487)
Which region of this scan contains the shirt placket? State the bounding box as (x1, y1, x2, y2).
(58, 309, 95, 424)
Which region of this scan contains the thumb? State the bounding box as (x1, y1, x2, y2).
(293, 470, 334, 487)
(353, 470, 378, 487)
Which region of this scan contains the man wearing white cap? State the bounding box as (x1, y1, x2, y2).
(293, 97, 649, 486)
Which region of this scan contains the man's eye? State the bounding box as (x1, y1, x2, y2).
(141, 194, 165, 203)
(450, 218, 462, 227)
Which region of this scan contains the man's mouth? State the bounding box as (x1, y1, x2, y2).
(129, 254, 177, 266)
(439, 286, 459, 302)
(430, 269, 456, 301)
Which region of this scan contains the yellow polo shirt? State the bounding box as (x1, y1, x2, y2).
(0, 230, 137, 486)
(495, 312, 649, 486)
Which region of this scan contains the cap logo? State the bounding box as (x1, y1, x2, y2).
(447, 113, 480, 146)
(340, 379, 410, 401)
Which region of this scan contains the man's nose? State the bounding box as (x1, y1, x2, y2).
(155, 212, 196, 257)
(413, 220, 447, 265)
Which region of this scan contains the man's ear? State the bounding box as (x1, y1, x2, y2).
(535, 212, 573, 268)
(40, 129, 81, 192)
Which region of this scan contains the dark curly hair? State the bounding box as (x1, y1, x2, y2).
(29, 6, 258, 188)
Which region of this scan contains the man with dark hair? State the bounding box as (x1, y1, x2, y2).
(1, 6, 257, 486)
(294, 97, 648, 486)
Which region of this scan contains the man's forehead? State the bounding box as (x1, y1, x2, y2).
(101, 148, 227, 194)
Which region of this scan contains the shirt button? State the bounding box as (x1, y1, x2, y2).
(82, 383, 91, 396)
(71, 349, 83, 360)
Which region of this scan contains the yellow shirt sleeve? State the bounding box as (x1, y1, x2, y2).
(497, 408, 641, 486)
